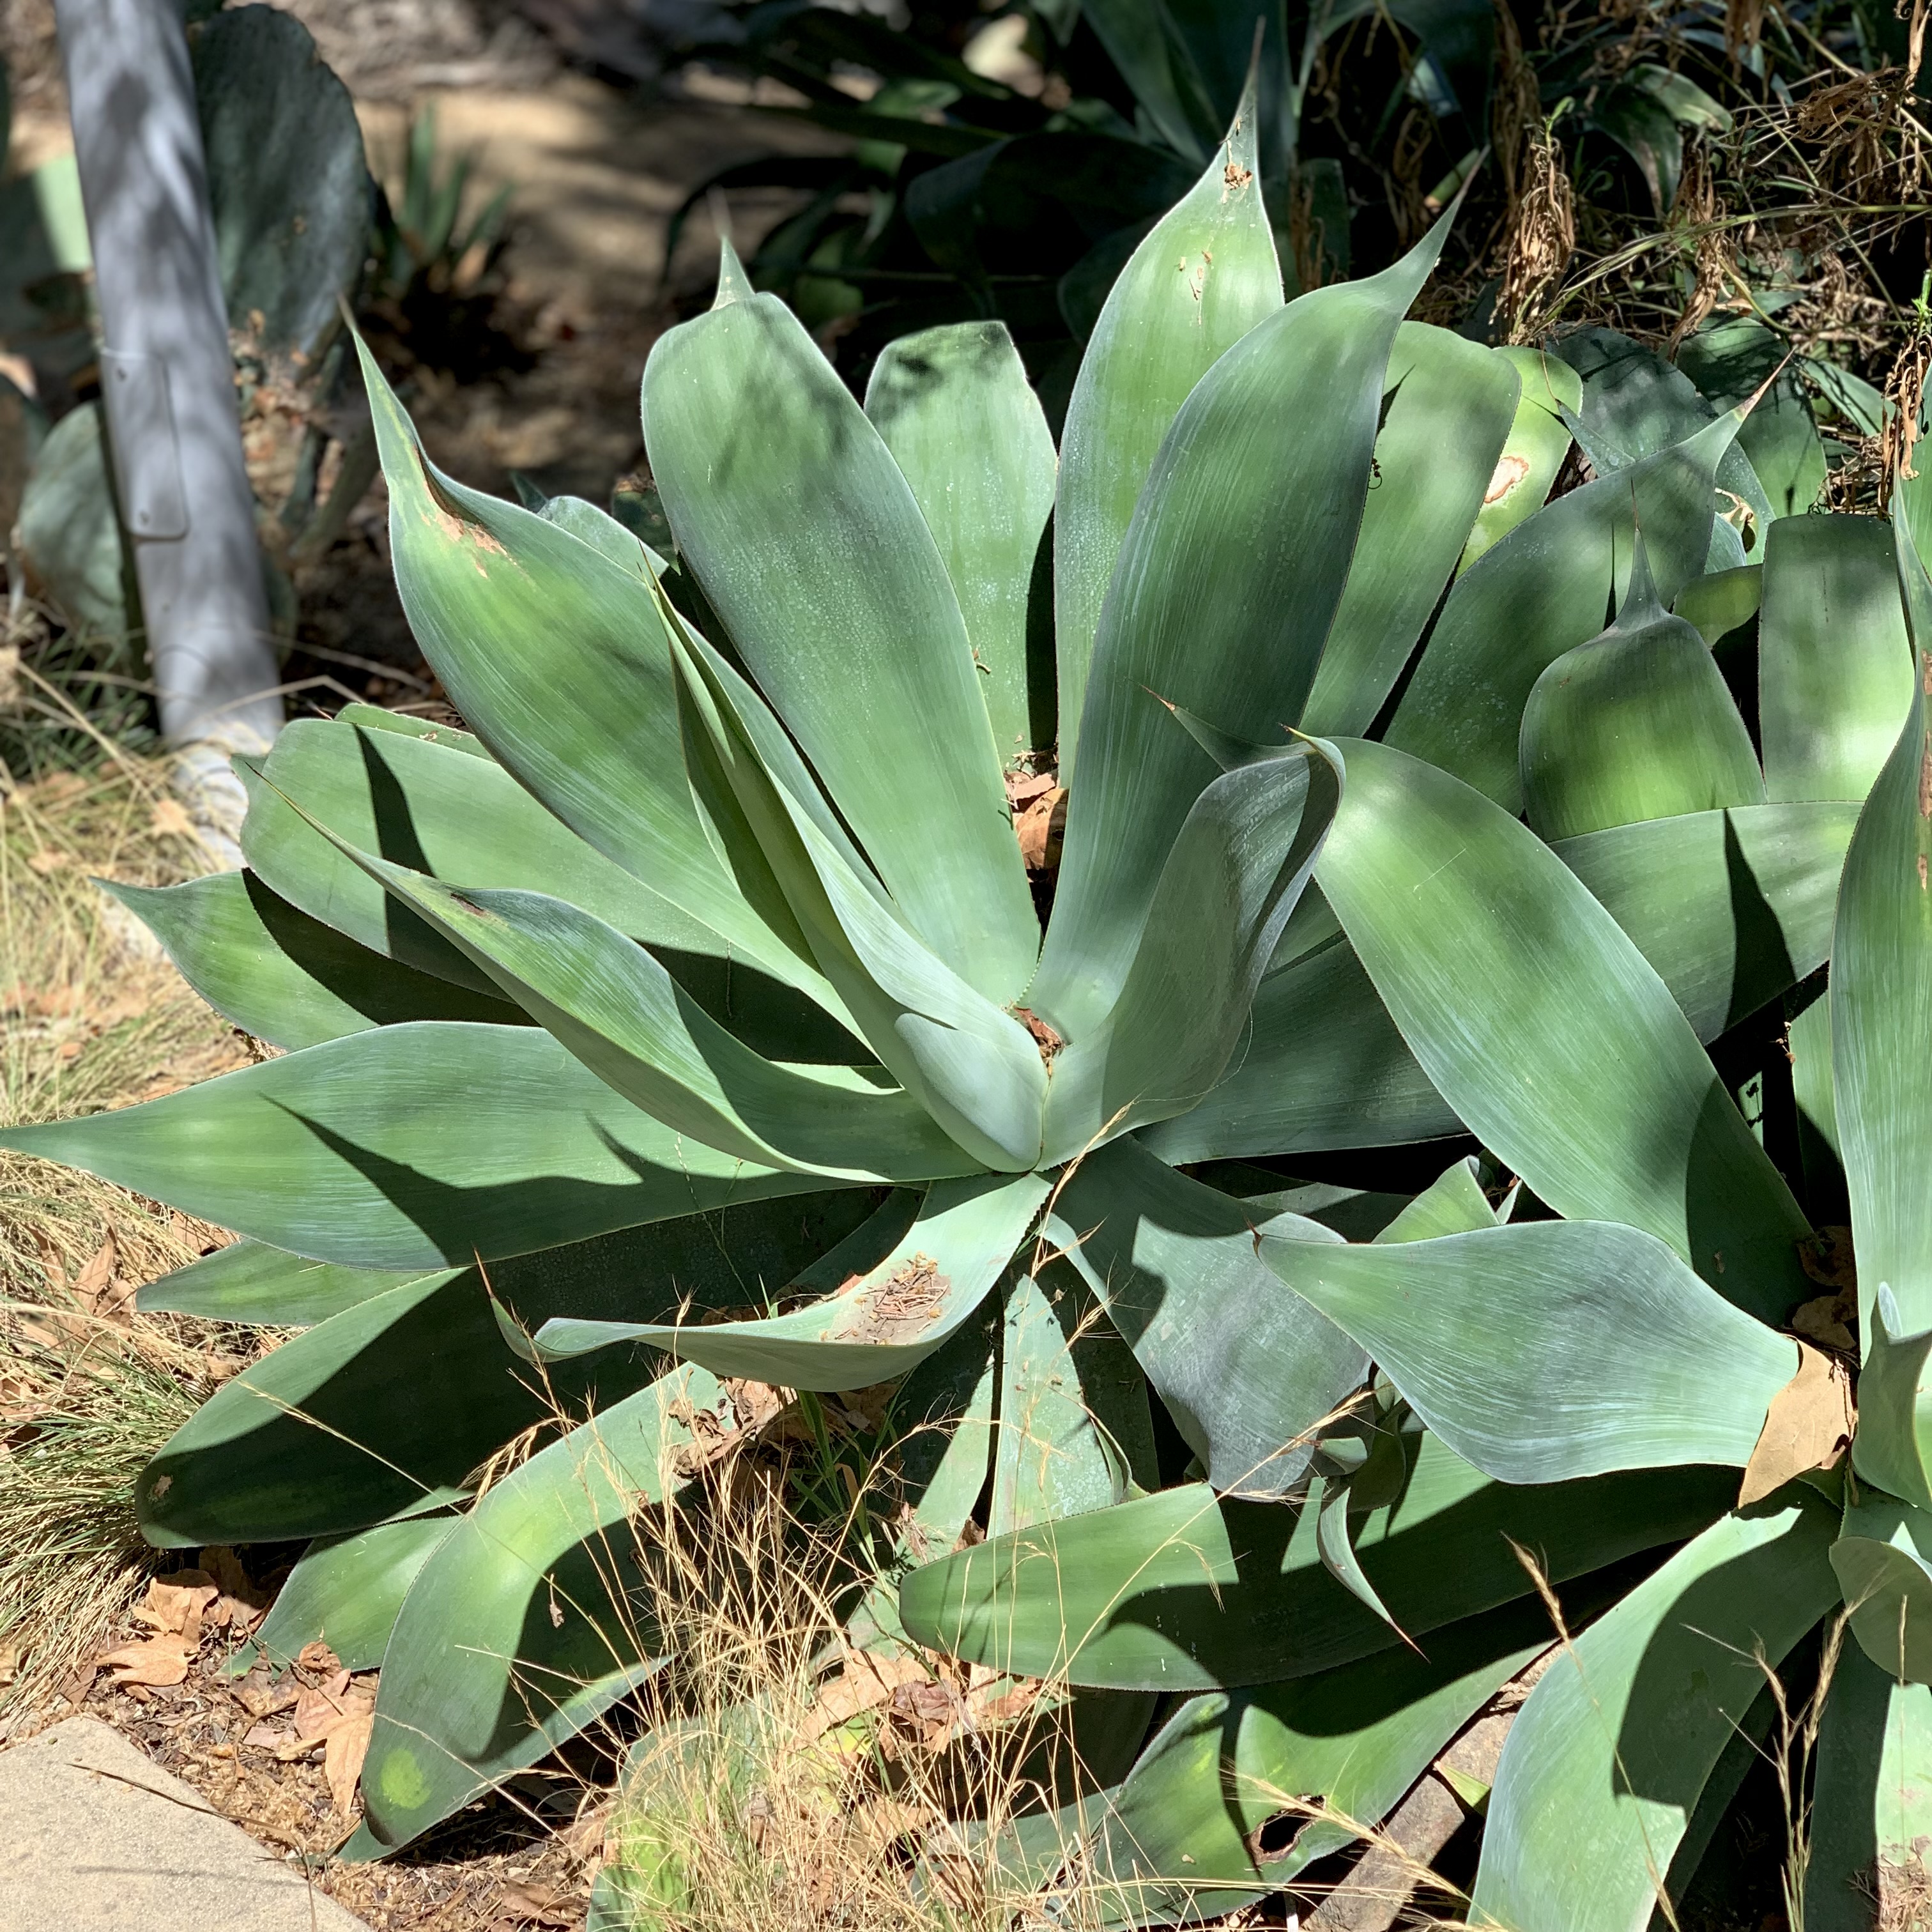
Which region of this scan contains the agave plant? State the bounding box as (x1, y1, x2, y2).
(899, 447, 1932, 1923)
(1, 86, 1912, 1915)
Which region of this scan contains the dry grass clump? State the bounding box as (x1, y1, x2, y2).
(0, 753, 255, 1718)
(568, 1417, 1137, 1932)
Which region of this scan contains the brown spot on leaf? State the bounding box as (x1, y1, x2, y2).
(1738, 1342, 1855, 1508)
(423, 469, 509, 562)
(1223, 161, 1254, 193)
(1483, 453, 1531, 505)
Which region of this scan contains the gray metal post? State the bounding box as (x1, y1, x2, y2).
(56, 0, 281, 850)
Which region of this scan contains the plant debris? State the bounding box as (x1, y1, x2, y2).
(1739, 1342, 1857, 1507)
(829, 1255, 949, 1344)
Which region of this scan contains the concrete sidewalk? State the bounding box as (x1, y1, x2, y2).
(0, 1717, 371, 1931)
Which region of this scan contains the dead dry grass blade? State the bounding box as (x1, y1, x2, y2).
(1, 755, 257, 1721)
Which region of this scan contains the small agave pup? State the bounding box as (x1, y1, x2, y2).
(3, 87, 1919, 1917)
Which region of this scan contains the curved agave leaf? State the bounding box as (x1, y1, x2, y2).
(533, 491, 663, 581)
(670, 625, 1047, 1171)
(238, 715, 852, 1051)
(351, 339, 816, 991)
(140, 1193, 882, 1331)
(1051, 1137, 1361, 1499)
(1386, 408, 1737, 812)
(1036, 215, 1450, 1038)
(1455, 346, 1579, 574)
(1042, 740, 1341, 1158)
(1552, 327, 1770, 553)
(1372, 1153, 1498, 1243)
(1851, 1289, 1932, 1510)
(1140, 934, 1460, 1161)
(1832, 1491, 1932, 1683)
(1315, 737, 1812, 1321)
(527, 1172, 1046, 1392)
(864, 321, 1056, 762)
(1300, 323, 1521, 737)
(138, 1239, 422, 1327)
(103, 870, 523, 1050)
(133, 1271, 530, 1544)
(1554, 801, 1859, 1042)
(0, 1024, 850, 1269)
(314, 840, 983, 1184)
(352, 1366, 719, 1857)
(1054, 81, 1281, 775)
(1760, 513, 1915, 804)
(1257, 1220, 1797, 1482)
(1096, 1595, 1556, 1923)
(233, 1517, 455, 1673)
(990, 1266, 1154, 1534)
(1830, 506, 1932, 1343)
(1519, 548, 1764, 841)
(1674, 562, 1761, 645)
(1680, 322, 1825, 521)
(1469, 1498, 1839, 1932)
(239, 713, 731, 957)
(1808, 1642, 1932, 1932)
(898, 1439, 1735, 1690)
(136, 1192, 878, 1544)
(1152, 795, 1857, 1168)
(641, 280, 1037, 1005)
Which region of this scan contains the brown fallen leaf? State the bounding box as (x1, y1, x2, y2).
(234, 1676, 302, 1720)
(1, 1370, 49, 1432)
(1793, 1288, 1857, 1354)
(847, 1796, 939, 1853)
(68, 1235, 136, 1325)
(324, 1709, 374, 1814)
(243, 1721, 293, 1752)
(1799, 1225, 1857, 1293)
(1740, 1342, 1856, 1508)
(555, 1798, 613, 1865)
(136, 1572, 218, 1643)
(297, 1639, 343, 1674)
(95, 1632, 197, 1687)
(149, 797, 196, 839)
(491, 1880, 579, 1928)
(724, 1377, 785, 1432)
(799, 1650, 932, 1743)
(1015, 786, 1067, 871)
(1005, 770, 1057, 809)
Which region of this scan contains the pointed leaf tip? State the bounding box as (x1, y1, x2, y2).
(1224, 50, 1261, 180)
(1616, 519, 1666, 626)
(713, 237, 755, 310)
